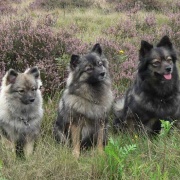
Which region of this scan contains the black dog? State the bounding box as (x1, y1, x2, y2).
(114, 36, 180, 135)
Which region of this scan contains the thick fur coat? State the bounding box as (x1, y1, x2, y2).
(114, 36, 180, 134)
(0, 67, 43, 158)
(54, 43, 113, 157)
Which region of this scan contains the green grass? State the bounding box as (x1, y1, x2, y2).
(1, 113, 179, 180)
(0, 98, 179, 179)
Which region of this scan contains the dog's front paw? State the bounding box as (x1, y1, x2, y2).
(72, 149, 80, 159)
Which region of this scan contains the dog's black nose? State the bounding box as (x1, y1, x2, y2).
(100, 72, 105, 77)
(29, 98, 35, 103)
(166, 67, 172, 72)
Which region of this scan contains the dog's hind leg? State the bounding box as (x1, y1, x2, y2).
(0, 135, 15, 153)
(16, 139, 25, 159)
(0, 129, 15, 152)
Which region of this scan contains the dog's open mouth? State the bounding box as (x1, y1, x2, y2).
(154, 72, 172, 80)
(163, 74, 172, 80)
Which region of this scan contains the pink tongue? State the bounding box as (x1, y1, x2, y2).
(164, 74, 172, 80)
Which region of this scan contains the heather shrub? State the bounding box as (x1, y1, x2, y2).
(0, 1, 17, 15)
(59, 30, 88, 55)
(145, 13, 156, 27)
(0, 17, 61, 96)
(111, 0, 180, 13)
(29, 0, 94, 10)
(0, 17, 88, 98)
(135, 13, 157, 33)
(8, 0, 22, 3)
(108, 0, 162, 12)
(104, 18, 137, 40)
(114, 0, 144, 13)
(97, 38, 120, 59)
(164, 0, 180, 13)
(96, 38, 137, 97)
(136, 0, 162, 11)
(166, 13, 180, 47)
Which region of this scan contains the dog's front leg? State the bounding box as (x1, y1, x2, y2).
(97, 120, 105, 154)
(23, 140, 35, 158)
(71, 122, 82, 159)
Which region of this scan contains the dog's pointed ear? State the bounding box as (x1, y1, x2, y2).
(91, 43, 102, 56)
(157, 36, 172, 48)
(6, 69, 18, 85)
(139, 40, 153, 58)
(26, 67, 40, 79)
(70, 55, 80, 70)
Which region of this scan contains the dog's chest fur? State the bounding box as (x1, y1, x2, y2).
(62, 87, 113, 120)
(129, 87, 180, 119)
(0, 91, 43, 141)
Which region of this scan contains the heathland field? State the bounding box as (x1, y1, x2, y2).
(0, 0, 180, 179)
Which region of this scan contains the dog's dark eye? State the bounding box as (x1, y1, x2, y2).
(32, 87, 37, 91)
(152, 60, 161, 67)
(86, 66, 93, 72)
(166, 56, 172, 62)
(18, 90, 24, 94)
(98, 61, 103, 66)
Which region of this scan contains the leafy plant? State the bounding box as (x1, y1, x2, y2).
(104, 137, 137, 179)
(159, 120, 175, 175)
(159, 120, 174, 137)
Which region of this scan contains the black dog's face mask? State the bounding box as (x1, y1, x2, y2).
(138, 36, 177, 81)
(148, 51, 173, 80)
